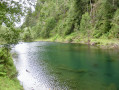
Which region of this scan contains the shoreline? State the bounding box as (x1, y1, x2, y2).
(35, 36, 119, 50)
(0, 48, 23, 90)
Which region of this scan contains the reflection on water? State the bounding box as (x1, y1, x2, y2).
(12, 42, 119, 90)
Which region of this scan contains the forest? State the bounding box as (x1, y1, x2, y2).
(0, 0, 119, 47)
(21, 0, 119, 48)
(0, 0, 119, 90)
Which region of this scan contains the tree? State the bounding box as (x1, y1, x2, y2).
(110, 9, 119, 38)
(0, 0, 24, 50)
(0, 0, 23, 27)
(80, 12, 92, 33)
(80, 12, 92, 43)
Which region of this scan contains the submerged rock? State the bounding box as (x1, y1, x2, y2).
(107, 83, 117, 90)
(88, 71, 97, 77)
(26, 69, 30, 73)
(106, 59, 115, 62)
(57, 67, 87, 74)
(93, 63, 98, 68)
(105, 73, 113, 77)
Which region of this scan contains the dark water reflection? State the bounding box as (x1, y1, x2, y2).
(12, 41, 119, 90)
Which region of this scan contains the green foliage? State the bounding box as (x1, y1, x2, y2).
(110, 9, 119, 38)
(22, 0, 119, 40)
(40, 17, 57, 38)
(0, 26, 21, 45)
(21, 27, 32, 42)
(0, 1, 23, 27)
(22, 0, 76, 38)
(0, 77, 23, 90)
(0, 48, 17, 78)
(0, 1, 25, 89)
(0, 0, 25, 46)
(80, 12, 92, 34)
(0, 48, 22, 89)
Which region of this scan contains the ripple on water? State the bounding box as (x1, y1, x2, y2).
(12, 42, 119, 90)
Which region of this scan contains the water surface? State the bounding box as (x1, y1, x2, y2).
(12, 41, 119, 90)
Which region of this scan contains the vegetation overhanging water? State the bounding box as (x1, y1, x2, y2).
(1, 0, 119, 90)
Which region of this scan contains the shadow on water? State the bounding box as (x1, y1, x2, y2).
(12, 41, 119, 90)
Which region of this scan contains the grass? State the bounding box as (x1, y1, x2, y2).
(0, 77, 23, 90)
(35, 32, 119, 49)
(91, 38, 119, 45)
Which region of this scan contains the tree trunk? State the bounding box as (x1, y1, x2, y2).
(90, 0, 93, 17)
(87, 4, 89, 12)
(113, 0, 115, 6)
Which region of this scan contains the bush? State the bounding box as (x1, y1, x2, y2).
(0, 48, 17, 78)
(0, 26, 21, 44)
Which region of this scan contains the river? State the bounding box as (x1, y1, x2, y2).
(11, 41, 119, 90)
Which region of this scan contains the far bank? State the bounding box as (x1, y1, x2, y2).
(35, 33, 119, 50)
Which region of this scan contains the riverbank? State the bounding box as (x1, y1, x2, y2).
(0, 48, 23, 90)
(0, 77, 22, 90)
(35, 33, 119, 49)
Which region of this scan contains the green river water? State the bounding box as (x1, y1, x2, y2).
(12, 41, 119, 90)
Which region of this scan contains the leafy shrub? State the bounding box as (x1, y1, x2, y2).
(0, 48, 17, 78)
(0, 26, 21, 44)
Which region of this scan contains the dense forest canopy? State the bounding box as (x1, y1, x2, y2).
(21, 0, 119, 41)
(0, 0, 119, 43)
(1, 0, 119, 89)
